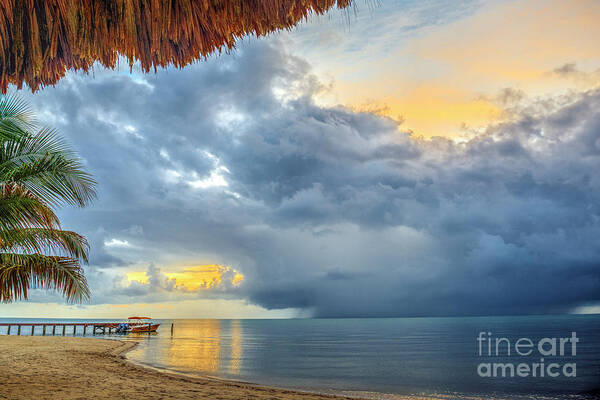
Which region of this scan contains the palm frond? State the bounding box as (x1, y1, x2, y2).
(0, 253, 89, 303)
(0, 228, 89, 262)
(0, 95, 94, 304)
(0, 94, 34, 141)
(0, 127, 97, 207)
(0, 183, 59, 232)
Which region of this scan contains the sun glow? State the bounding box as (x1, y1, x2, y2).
(232, 272, 244, 286)
(301, 0, 600, 139)
(126, 264, 244, 291)
(126, 271, 149, 284)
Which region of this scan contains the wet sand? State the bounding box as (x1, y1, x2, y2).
(0, 336, 437, 400)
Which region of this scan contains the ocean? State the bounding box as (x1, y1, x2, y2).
(1, 315, 599, 399)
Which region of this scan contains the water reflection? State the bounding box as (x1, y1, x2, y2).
(125, 319, 244, 377)
(167, 319, 222, 373)
(228, 320, 242, 374)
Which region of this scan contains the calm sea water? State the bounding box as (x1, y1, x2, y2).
(1, 315, 599, 399)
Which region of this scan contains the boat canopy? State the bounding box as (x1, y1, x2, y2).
(128, 316, 152, 320)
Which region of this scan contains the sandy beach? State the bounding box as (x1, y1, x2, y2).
(0, 336, 434, 400)
(0, 336, 350, 400)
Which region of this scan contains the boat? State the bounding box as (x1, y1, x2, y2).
(124, 317, 160, 333)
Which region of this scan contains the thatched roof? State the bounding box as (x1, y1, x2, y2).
(0, 0, 351, 93)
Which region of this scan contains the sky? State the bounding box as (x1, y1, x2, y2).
(1, 0, 599, 318)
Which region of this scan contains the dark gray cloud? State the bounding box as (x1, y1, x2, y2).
(20, 39, 600, 317)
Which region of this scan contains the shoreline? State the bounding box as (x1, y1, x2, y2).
(3, 336, 592, 400)
(119, 340, 500, 400)
(121, 343, 435, 400)
(120, 343, 452, 400)
(0, 336, 437, 400)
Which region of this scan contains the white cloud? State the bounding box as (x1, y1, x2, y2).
(188, 166, 229, 189)
(104, 238, 132, 248)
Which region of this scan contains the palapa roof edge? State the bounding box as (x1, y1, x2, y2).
(0, 0, 352, 93)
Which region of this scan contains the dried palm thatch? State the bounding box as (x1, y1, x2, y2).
(0, 0, 351, 93)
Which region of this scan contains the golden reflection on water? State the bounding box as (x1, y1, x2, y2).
(133, 320, 244, 376)
(167, 320, 222, 373)
(228, 320, 242, 374)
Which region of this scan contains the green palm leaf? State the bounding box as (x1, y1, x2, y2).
(0, 94, 95, 303)
(0, 127, 97, 207)
(0, 183, 59, 232)
(0, 228, 89, 263)
(0, 95, 35, 142)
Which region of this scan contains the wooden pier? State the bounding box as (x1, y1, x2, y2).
(0, 322, 151, 336)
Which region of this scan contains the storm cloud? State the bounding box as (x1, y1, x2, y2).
(20, 39, 600, 317)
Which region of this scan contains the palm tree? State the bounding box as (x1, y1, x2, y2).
(0, 95, 96, 302)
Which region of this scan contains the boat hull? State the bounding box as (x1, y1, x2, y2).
(129, 323, 160, 333)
